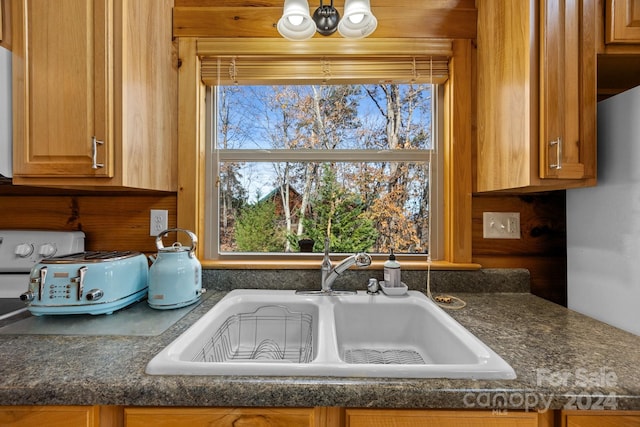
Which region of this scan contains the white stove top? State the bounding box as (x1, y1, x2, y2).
(0, 230, 85, 298)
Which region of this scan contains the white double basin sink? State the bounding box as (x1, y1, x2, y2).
(146, 289, 516, 379)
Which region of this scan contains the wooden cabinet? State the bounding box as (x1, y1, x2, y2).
(0, 0, 9, 49)
(0, 0, 4, 43)
(598, 1, 640, 100)
(476, 0, 596, 192)
(124, 407, 547, 427)
(124, 407, 325, 427)
(345, 409, 541, 427)
(10, 0, 177, 190)
(0, 406, 99, 427)
(606, 0, 640, 43)
(6, 406, 640, 427)
(561, 410, 640, 426)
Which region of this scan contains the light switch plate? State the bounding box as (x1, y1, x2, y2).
(483, 212, 521, 239)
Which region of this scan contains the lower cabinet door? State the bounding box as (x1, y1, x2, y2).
(0, 406, 98, 427)
(124, 407, 320, 427)
(562, 410, 640, 427)
(345, 409, 539, 427)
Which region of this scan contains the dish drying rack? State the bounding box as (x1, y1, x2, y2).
(193, 305, 314, 363)
(343, 348, 426, 365)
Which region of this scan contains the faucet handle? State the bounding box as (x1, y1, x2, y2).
(367, 278, 380, 294)
(355, 252, 372, 267)
(324, 237, 330, 256)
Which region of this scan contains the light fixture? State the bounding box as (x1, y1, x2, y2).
(277, 0, 377, 40)
(277, 0, 317, 41)
(313, 0, 340, 36)
(338, 0, 377, 39)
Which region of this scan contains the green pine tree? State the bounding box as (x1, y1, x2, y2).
(235, 200, 285, 252)
(303, 165, 378, 253)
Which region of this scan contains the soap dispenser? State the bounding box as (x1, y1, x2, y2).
(383, 249, 401, 287)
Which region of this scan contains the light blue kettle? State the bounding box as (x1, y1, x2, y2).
(148, 228, 205, 310)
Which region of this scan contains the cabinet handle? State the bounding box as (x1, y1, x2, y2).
(92, 136, 105, 169)
(549, 138, 562, 169)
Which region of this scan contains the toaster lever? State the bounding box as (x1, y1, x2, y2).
(37, 267, 47, 301)
(71, 266, 88, 301)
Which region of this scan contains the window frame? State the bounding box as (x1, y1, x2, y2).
(176, 38, 476, 270)
(204, 84, 444, 262)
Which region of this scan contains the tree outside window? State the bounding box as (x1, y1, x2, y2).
(214, 83, 435, 255)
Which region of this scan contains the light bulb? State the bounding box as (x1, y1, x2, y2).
(348, 13, 364, 24)
(288, 15, 304, 26)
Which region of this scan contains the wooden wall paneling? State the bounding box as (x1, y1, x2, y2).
(172, 0, 477, 39)
(472, 193, 566, 257)
(176, 38, 207, 254)
(597, 54, 640, 101)
(444, 39, 474, 264)
(0, 193, 177, 253)
(472, 192, 567, 306)
(473, 255, 567, 306)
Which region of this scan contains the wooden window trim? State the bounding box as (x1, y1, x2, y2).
(176, 37, 476, 269)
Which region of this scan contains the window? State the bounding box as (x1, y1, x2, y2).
(176, 38, 475, 266)
(205, 81, 444, 260)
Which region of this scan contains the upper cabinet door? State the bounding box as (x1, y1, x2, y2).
(12, 0, 112, 178)
(606, 0, 640, 43)
(539, 0, 594, 179)
(11, 0, 177, 190)
(476, 0, 596, 192)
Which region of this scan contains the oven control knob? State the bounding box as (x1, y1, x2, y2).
(39, 243, 57, 257)
(15, 243, 34, 258)
(86, 289, 104, 301)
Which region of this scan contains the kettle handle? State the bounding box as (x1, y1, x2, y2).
(155, 228, 198, 258)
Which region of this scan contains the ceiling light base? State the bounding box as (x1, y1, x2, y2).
(313, 4, 340, 36)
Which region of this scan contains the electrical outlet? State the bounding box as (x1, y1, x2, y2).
(483, 212, 521, 239)
(150, 210, 168, 236)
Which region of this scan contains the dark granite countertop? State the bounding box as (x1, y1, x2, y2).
(0, 288, 638, 411)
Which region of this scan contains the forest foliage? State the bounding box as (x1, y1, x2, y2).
(217, 83, 433, 254)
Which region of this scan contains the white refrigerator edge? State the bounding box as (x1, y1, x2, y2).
(567, 84, 640, 336)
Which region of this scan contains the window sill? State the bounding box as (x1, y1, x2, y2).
(201, 259, 481, 271)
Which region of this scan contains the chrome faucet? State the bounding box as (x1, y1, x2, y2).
(298, 237, 372, 295)
(320, 238, 334, 292)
